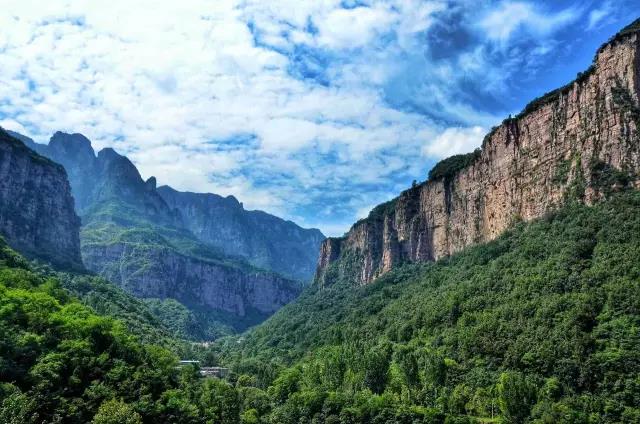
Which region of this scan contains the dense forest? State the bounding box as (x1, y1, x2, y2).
(2, 191, 640, 423)
(211, 191, 640, 423)
(0, 238, 240, 423)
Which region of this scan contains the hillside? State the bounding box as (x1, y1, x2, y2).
(215, 191, 640, 423)
(201, 20, 640, 423)
(316, 18, 640, 286)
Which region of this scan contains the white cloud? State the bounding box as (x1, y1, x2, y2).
(422, 126, 485, 159)
(479, 2, 580, 44)
(587, 2, 614, 30)
(315, 5, 397, 49)
(2, 0, 593, 236)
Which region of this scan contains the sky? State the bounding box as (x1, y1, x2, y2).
(1, 1, 639, 236)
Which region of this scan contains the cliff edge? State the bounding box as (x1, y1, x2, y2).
(316, 19, 640, 286)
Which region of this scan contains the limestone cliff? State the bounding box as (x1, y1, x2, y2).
(316, 19, 640, 286)
(158, 185, 325, 281)
(83, 241, 299, 318)
(0, 129, 83, 270)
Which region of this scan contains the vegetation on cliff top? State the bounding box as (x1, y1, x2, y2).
(427, 149, 482, 182)
(0, 127, 62, 169)
(515, 17, 639, 121)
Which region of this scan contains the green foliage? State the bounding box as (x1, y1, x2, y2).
(428, 150, 481, 182)
(321, 248, 365, 287)
(52, 271, 179, 347)
(590, 160, 631, 195)
(497, 372, 538, 423)
(516, 66, 595, 120)
(552, 158, 572, 186)
(367, 199, 398, 222)
(79, 199, 299, 340)
(211, 191, 640, 422)
(0, 238, 241, 423)
(144, 298, 237, 340)
(92, 399, 142, 424)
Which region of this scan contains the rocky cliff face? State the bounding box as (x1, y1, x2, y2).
(316, 20, 640, 286)
(158, 186, 325, 281)
(83, 242, 299, 318)
(0, 129, 83, 269)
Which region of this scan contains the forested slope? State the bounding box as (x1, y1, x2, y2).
(214, 192, 640, 423)
(0, 237, 241, 423)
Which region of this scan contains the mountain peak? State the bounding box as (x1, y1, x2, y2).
(96, 146, 120, 159)
(49, 131, 95, 160)
(145, 176, 157, 191)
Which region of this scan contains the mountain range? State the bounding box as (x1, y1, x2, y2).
(3, 129, 324, 337)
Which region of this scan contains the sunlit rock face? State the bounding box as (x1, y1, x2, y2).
(83, 242, 300, 318)
(316, 27, 640, 286)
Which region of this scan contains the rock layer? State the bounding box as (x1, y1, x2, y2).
(158, 186, 325, 281)
(83, 242, 299, 317)
(0, 129, 82, 269)
(316, 21, 640, 286)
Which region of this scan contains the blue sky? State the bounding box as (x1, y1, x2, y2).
(1, 1, 639, 236)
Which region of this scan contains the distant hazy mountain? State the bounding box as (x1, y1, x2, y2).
(158, 185, 325, 281)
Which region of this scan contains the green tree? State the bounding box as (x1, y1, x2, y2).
(92, 399, 142, 424)
(497, 372, 538, 423)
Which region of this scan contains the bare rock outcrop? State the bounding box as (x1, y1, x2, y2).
(0, 129, 83, 270)
(316, 20, 640, 286)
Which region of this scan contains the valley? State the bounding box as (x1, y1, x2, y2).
(0, 10, 639, 424)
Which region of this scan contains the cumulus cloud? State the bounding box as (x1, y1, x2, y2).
(422, 126, 485, 159)
(0, 0, 629, 235)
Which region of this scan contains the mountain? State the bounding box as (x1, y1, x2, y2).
(0, 128, 82, 270)
(17, 131, 324, 282)
(14, 131, 307, 337)
(204, 19, 640, 423)
(316, 20, 640, 286)
(157, 185, 325, 280)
